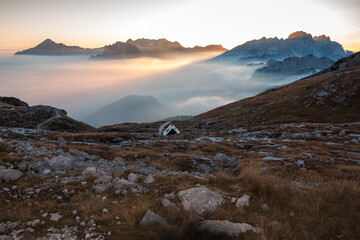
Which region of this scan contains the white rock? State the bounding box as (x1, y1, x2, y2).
(236, 195, 250, 207)
(127, 173, 138, 182)
(43, 169, 51, 175)
(143, 175, 155, 184)
(231, 197, 237, 203)
(177, 187, 223, 217)
(102, 208, 108, 214)
(50, 213, 62, 222)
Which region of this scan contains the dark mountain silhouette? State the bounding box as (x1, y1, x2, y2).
(15, 39, 104, 56)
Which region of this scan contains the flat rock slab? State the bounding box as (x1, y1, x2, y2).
(140, 210, 166, 226)
(199, 220, 262, 236)
(0, 169, 22, 181)
(177, 187, 223, 217)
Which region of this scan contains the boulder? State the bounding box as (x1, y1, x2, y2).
(0, 169, 22, 181)
(140, 210, 166, 226)
(177, 187, 223, 217)
(199, 220, 261, 236)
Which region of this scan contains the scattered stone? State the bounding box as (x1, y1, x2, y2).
(164, 192, 175, 200)
(199, 220, 262, 236)
(140, 210, 166, 226)
(143, 174, 155, 184)
(262, 204, 269, 211)
(115, 179, 138, 190)
(94, 175, 112, 184)
(161, 198, 176, 207)
(177, 187, 223, 217)
(231, 197, 237, 203)
(0, 169, 22, 181)
(43, 169, 51, 175)
(236, 195, 250, 207)
(80, 222, 86, 227)
(49, 213, 62, 222)
(82, 167, 97, 177)
(127, 173, 138, 182)
(102, 208, 108, 214)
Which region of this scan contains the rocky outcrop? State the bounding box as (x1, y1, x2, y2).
(15, 39, 103, 56)
(0, 96, 93, 132)
(213, 31, 352, 64)
(252, 55, 334, 80)
(0, 97, 29, 107)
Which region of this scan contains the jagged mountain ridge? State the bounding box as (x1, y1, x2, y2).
(251, 55, 334, 81)
(213, 31, 352, 64)
(15, 39, 104, 56)
(15, 38, 226, 58)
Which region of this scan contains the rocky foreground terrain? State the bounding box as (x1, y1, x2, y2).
(0, 53, 359, 239)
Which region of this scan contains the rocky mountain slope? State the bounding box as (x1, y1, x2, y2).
(194, 52, 360, 130)
(251, 55, 334, 81)
(83, 95, 166, 127)
(213, 31, 352, 64)
(0, 98, 93, 132)
(15, 39, 104, 56)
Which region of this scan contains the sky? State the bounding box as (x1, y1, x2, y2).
(0, 0, 359, 52)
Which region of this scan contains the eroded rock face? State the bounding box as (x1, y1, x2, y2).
(139, 210, 166, 226)
(0, 169, 22, 181)
(177, 187, 223, 217)
(199, 220, 262, 236)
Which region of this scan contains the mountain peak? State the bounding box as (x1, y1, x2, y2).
(313, 35, 331, 41)
(288, 31, 313, 39)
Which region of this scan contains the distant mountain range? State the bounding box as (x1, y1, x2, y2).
(213, 31, 352, 64)
(15, 38, 227, 58)
(251, 54, 335, 81)
(83, 95, 167, 127)
(15, 39, 104, 56)
(92, 38, 227, 59)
